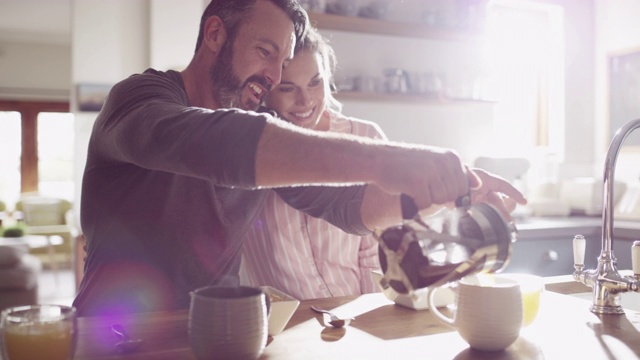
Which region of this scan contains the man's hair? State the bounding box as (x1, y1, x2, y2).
(195, 0, 308, 53)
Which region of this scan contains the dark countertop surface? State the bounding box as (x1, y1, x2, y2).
(514, 215, 640, 240)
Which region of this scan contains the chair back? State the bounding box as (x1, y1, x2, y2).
(17, 197, 70, 226)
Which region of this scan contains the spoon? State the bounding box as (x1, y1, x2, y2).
(111, 323, 144, 353)
(310, 306, 355, 328)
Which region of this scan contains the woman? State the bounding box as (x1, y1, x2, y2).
(241, 27, 386, 300)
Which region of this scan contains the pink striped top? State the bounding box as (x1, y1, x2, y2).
(240, 112, 387, 300)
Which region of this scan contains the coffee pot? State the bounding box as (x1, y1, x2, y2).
(375, 194, 517, 295)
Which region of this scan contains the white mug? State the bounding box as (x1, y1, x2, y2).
(428, 274, 522, 351)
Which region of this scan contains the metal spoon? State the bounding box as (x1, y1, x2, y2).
(310, 306, 355, 328)
(111, 323, 144, 353)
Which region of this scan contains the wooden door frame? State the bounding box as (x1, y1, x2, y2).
(0, 100, 70, 193)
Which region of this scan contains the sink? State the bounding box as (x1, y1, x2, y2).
(568, 292, 640, 312)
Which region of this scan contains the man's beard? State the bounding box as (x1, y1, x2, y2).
(210, 39, 271, 110)
(210, 39, 242, 108)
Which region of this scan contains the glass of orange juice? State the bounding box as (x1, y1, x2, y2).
(1, 305, 77, 360)
(499, 273, 544, 326)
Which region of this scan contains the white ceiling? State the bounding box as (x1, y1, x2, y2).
(0, 0, 71, 44)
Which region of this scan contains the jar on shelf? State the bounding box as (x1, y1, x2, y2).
(358, 1, 389, 20)
(325, 0, 361, 17)
(299, 0, 326, 13)
(383, 68, 410, 94)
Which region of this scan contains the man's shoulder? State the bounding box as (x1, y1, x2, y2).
(121, 68, 181, 86)
(109, 68, 186, 101)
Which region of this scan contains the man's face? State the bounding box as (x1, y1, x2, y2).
(210, 0, 296, 110)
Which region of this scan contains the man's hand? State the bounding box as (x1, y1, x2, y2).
(467, 167, 527, 219)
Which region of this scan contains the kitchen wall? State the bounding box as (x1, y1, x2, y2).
(4, 0, 640, 221)
(67, 0, 598, 164)
(0, 41, 70, 101)
(594, 0, 640, 185)
(320, 28, 495, 163)
(320, 0, 598, 178)
(0, 0, 71, 100)
(68, 0, 600, 206)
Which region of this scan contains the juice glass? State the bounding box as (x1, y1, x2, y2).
(1, 305, 77, 360)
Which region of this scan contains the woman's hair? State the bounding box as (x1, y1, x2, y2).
(297, 26, 342, 114)
(195, 0, 308, 53)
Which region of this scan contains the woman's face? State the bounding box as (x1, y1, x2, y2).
(264, 48, 327, 129)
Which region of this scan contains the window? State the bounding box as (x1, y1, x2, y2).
(0, 111, 21, 210)
(0, 101, 72, 211)
(38, 112, 75, 199)
(485, 0, 565, 159)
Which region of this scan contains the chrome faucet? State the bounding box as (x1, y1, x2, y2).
(573, 118, 640, 314)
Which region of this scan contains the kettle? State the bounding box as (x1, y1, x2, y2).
(375, 194, 517, 295)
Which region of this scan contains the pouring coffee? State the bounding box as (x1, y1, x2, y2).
(374, 194, 517, 295)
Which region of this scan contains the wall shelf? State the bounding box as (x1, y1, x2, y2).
(308, 12, 482, 42)
(335, 91, 495, 105)
(309, 11, 487, 105)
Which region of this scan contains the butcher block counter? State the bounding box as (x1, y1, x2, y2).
(73, 278, 640, 359)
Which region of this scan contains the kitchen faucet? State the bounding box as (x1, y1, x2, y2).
(573, 118, 640, 314)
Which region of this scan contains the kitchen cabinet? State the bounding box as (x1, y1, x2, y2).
(504, 235, 601, 277)
(599, 222, 640, 272)
(505, 217, 602, 277)
(612, 238, 639, 271)
(308, 11, 491, 105)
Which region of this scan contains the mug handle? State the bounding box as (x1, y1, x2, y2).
(253, 287, 272, 317)
(427, 285, 455, 328)
(262, 290, 271, 316)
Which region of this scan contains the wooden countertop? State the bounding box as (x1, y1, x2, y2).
(73, 279, 640, 359)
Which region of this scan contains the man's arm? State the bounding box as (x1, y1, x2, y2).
(256, 117, 527, 230)
(255, 117, 470, 212)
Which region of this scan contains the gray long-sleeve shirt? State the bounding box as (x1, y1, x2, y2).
(73, 69, 369, 316)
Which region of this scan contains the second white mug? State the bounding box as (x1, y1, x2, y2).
(428, 274, 523, 351)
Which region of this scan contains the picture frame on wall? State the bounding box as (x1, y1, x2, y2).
(609, 47, 640, 147)
(76, 83, 113, 112)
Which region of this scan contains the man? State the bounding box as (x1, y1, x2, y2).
(74, 0, 525, 316)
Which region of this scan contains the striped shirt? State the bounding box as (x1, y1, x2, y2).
(241, 111, 387, 300)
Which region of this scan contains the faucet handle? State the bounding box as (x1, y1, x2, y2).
(633, 241, 640, 275)
(573, 235, 586, 266)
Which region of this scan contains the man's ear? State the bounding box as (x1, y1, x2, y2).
(203, 16, 227, 53)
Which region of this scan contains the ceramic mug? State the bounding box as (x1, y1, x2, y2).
(189, 286, 269, 360)
(428, 274, 523, 351)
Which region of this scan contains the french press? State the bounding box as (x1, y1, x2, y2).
(375, 194, 517, 295)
